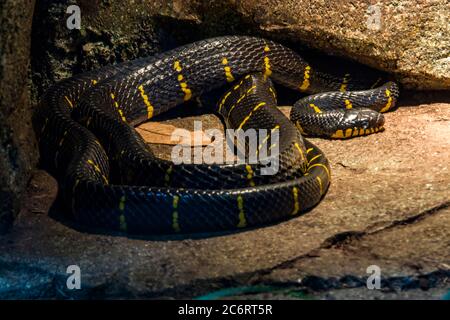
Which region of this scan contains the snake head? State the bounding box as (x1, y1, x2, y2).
(325, 108, 386, 138)
(340, 108, 384, 130)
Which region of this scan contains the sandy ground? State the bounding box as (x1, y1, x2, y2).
(0, 94, 449, 299)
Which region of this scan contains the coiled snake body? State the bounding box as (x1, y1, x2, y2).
(34, 36, 399, 234)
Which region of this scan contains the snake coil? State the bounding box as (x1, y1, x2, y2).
(34, 36, 399, 234)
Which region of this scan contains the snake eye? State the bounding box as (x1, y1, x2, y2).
(342, 108, 384, 130)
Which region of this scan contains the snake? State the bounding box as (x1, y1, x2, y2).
(34, 36, 399, 235)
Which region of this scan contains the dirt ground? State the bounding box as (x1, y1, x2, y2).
(0, 92, 449, 299)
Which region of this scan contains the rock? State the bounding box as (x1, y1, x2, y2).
(0, 0, 37, 232)
(31, 0, 449, 95)
(30, 0, 199, 98)
(0, 101, 449, 299)
(136, 122, 213, 146)
(194, 0, 450, 90)
(0, 0, 448, 297)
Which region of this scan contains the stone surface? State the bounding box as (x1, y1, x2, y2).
(30, 0, 199, 100)
(1, 0, 449, 298)
(0, 0, 37, 232)
(136, 122, 212, 146)
(31, 0, 450, 100)
(0, 99, 448, 299)
(231, 0, 450, 90)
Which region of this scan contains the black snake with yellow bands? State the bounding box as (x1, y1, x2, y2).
(34, 36, 399, 235)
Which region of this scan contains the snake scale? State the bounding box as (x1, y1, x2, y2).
(34, 36, 399, 235)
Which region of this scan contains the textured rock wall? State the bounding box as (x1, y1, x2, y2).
(231, 0, 450, 90)
(31, 0, 450, 94)
(31, 0, 203, 98)
(0, 0, 37, 232)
